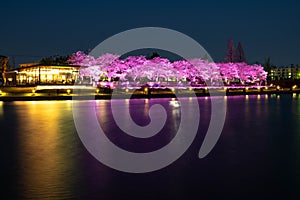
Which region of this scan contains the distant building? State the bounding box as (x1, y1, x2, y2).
(4, 63, 81, 86)
(268, 66, 300, 80)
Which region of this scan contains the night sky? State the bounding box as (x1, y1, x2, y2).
(0, 0, 299, 67)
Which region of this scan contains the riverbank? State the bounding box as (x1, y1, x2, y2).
(1, 85, 300, 101)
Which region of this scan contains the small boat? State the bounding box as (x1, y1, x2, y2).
(169, 100, 181, 108)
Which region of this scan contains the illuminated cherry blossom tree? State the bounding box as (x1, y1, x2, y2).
(68, 51, 87, 66)
(172, 60, 193, 81)
(218, 62, 267, 85)
(189, 58, 221, 85)
(69, 51, 119, 83)
(125, 57, 180, 84)
(218, 62, 239, 84)
(68, 51, 267, 87)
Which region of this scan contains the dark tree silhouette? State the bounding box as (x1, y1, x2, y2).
(40, 55, 70, 65)
(263, 57, 274, 80)
(0, 55, 8, 72)
(236, 42, 246, 63)
(263, 57, 272, 70)
(0, 55, 9, 84)
(224, 38, 236, 63)
(147, 52, 160, 60)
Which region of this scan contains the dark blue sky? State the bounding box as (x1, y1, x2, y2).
(1, 0, 299, 67)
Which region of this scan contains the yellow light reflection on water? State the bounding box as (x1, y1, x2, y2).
(0, 101, 3, 117)
(16, 101, 76, 199)
(143, 99, 150, 117)
(66, 100, 72, 111)
(293, 93, 297, 98)
(95, 100, 109, 123)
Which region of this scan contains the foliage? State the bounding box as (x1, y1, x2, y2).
(68, 51, 267, 86)
(40, 55, 70, 65)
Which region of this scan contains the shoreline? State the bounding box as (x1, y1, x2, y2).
(0, 87, 299, 101)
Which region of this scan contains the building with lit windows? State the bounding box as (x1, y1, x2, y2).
(4, 63, 81, 86)
(268, 67, 300, 80)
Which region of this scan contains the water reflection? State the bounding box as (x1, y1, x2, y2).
(14, 101, 78, 199)
(293, 93, 297, 99)
(0, 101, 3, 118)
(1, 95, 300, 199)
(265, 94, 269, 100)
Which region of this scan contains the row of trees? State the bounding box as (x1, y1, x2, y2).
(68, 51, 267, 86)
(224, 39, 246, 63)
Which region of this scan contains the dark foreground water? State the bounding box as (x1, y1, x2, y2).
(1, 95, 300, 199)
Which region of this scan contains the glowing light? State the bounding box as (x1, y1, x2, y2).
(0, 101, 3, 117)
(125, 88, 129, 93)
(66, 100, 72, 110)
(276, 86, 280, 90)
(51, 69, 59, 74)
(292, 85, 297, 90)
(69, 51, 267, 88)
(67, 89, 71, 95)
(36, 85, 88, 90)
(169, 100, 180, 108)
(96, 89, 100, 94)
(293, 93, 297, 98)
(17, 101, 68, 196)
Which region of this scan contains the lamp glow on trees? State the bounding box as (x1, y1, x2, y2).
(68, 51, 267, 87)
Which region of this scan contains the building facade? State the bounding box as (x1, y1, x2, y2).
(268, 66, 300, 80)
(5, 63, 81, 86)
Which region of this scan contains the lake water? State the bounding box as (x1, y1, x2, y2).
(1, 95, 300, 199)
